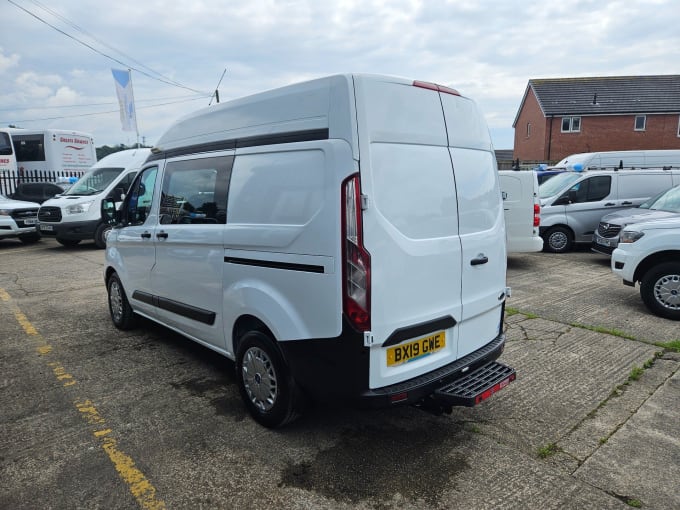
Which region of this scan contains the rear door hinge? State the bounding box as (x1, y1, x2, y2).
(363, 331, 374, 347)
(361, 194, 369, 210)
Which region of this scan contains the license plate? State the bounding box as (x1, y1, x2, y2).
(387, 331, 445, 367)
(23, 218, 37, 225)
(40, 224, 53, 231)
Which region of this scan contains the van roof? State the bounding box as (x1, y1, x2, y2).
(151, 74, 470, 159)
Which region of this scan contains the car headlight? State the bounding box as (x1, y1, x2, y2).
(65, 201, 94, 214)
(0, 209, 10, 216)
(620, 230, 645, 243)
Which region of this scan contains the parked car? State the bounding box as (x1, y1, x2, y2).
(10, 182, 66, 204)
(538, 168, 680, 253)
(0, 193, 41, 243)
(611, 218, 680, 320)
(593, 184, 680, 255)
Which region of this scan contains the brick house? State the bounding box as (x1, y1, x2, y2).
(512, 75, 680, 163)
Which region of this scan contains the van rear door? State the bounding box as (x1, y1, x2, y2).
(353, 76, 505, 389)
(441, 93, 507, 359)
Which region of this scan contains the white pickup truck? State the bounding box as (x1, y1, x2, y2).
(611, 217, 680, 320)
(0, 193, 41, 243)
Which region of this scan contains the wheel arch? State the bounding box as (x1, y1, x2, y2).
(633, 251, 680, 283)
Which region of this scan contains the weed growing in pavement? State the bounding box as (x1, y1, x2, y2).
(626, 499, 642, 508)
(628, 366, 644, 382)
(537, 443, 560, 458)
(506, 307, 538, 319)
(569, 322, 636, 340)
(655, 340, 680, 352)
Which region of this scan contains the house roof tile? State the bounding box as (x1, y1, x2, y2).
(529, 75, 680, 116)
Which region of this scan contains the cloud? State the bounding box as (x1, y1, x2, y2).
(0, 47, 20, 73)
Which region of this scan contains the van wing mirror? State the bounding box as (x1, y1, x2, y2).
(101, 197, 120, 225)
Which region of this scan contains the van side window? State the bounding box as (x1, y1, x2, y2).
(159, 156, 231, 225)
(125, 166, 158, 226)
(568, 176, 612, 202)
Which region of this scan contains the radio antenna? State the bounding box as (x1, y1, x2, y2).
(209, 68, 227, 105)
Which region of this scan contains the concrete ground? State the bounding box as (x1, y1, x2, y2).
(0, 238, 678, 509)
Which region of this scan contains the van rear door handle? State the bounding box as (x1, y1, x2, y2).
(141, 231, 151, 239)
(156, 231, 168, 239)
(604, 202, 616, 206)
(471, 255, 489, 266)
(621, 201, 633, 205)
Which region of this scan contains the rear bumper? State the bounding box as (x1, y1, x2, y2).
(280, 317, 512, 409)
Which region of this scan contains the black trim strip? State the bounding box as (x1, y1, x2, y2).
(131, 291, 216, 325)
(224, 256, 325, 274)
(382, 315, 457, 348)
(148, 128, 329, 162)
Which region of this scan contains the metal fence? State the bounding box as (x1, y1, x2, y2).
(0, 170, 86, 196)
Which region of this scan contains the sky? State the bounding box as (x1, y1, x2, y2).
(2, 0, 679, 151)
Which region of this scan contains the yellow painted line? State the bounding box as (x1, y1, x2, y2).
(1, 287, 166, 510)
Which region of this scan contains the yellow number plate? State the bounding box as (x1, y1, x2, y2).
(386, 331, 446, 367)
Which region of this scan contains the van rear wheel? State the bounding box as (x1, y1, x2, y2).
(543, 226, 573, 253)
(236, 331, 300, 428)
(640, 262, 680, 320)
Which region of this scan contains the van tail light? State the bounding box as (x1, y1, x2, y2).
(533, 203, 541, 227)
(341, 174, 371, 331)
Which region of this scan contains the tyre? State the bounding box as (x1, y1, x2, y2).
(236, 331, 300, 428)
(94, 223, 111, 249)
(19, 232, 41, 244)
(107, 273, 137, 330)
(56, 238, 81, 247)
(640, 262, 680, 321)
(543, 226, 573, 253)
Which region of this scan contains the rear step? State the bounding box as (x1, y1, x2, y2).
(435, 361, 516, 407)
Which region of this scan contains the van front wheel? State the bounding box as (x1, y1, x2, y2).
(107, 273, 137, 330)
(236, 331, 300, 428)
(543, 226, 573, 253)
(640, 262, 680, 320)
(95, 223, 111, 249)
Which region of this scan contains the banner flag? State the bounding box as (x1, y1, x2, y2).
(111, 69, 138, 132)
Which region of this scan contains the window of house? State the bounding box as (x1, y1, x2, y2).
(677, 116, 680, 137)
(634, 115, 646, 131)
(526, 122, 531, 137)
(561, 116, 581, 133)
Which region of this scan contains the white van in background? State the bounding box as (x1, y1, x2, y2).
(550, 149, 680, 171)
(0, 129, 18, 175)
(39, 148, 150, 248)
(499, 170, 543, 253)
(538, 168, 680, 252)
(104, 74, 515, 427)
(9, 128, 97, 176)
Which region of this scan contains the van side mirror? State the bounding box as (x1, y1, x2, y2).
(553, 194, 570, 206)
(568, 190, 578, 203)
(102, 197, 119, 225)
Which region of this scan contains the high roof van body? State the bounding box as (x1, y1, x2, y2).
(104, 74, 515, 427)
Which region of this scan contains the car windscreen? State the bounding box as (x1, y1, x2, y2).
(538, 172, 582, 199)
(64, 167, 124, 196)
(647, 185, 680, 213)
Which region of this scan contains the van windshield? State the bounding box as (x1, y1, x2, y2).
(538, 172, 582, 199)
(64, 167, 124, 196)
(646, 185, 680, 213)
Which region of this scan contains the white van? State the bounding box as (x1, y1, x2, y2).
(538, 168, 680, 252)
(39, 148, 150, 248)
(550, 149, 680, 171)
(0, 129, 18, 175)
(499, 170, 543, 253)
(103, 74, 515, 427)
(10, 128, 97, 176)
